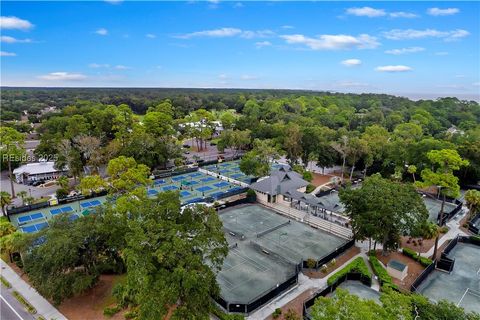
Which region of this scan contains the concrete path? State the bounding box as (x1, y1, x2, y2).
(246, 252, 363, 320)
(0, 259, 67, 320)
(420, 206, 469, 259)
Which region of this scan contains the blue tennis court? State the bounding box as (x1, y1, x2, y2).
(50, 208, 62, 215)
(163, 185, 178, 191)
(18, 212, 44, 223)
(154, 179, 166, 185)
(214, 181, 230, 188)
(61, 206, 73, 212)
(180, 190, 192, 197)
(201, 177, 215, 182)
(148, 189, 159, 196)
(197, 186, 213, 192)
(22, 222, 49, 233)
(69, 214, 79, 221)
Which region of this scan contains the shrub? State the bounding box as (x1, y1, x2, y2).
(305, 184, 315, 193)
(103, 305, 121, 317)
(211, 305, 245, 320)
(439, 226, 449, 234)
(0, 275, 12, 288)
(320, 264, 328, 273)
(12, 291, 36, 314)
(272, 308, 282, 318)
(56, 188, 69, 199)
(284, 309, 301, 320)
(124, 310, 138, 319)
(470, 235, 480, 245)
(402, 248, 433, 267)
(368, 254, 397, 291)
(306, 258, 316, 269)
(327, 257, 371, 286)
(329, 258, 336, 267)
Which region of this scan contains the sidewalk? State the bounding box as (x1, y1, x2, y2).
(246, 252, 363, 320)
(0, 259, 67, 320)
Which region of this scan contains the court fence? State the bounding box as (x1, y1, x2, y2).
(410, 235, 480, 292)
(6, 190, 108, 217)
(306, 238, 355, 270)
(468, 214, 480, 234)
(302, 272, 372, 319)
(215, 271, 299, 314)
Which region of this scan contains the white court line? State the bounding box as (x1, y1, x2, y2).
(0, 294, 25, 320)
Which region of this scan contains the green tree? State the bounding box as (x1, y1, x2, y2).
(340, 174, 428, 255)
(283, 124, 303, 165)
(121, 192, 228, 319)
(407, 165, 417, 183)
(107, 156, 151, 195)
(16, 191, 28, 206)
(0, 127, 25, 197)
(416, 149, 469, 259)
(79, 175, 108, 196)
(465, 189, 480, 220)
(239, 139, 279, 177)
(0, 218, 22, 262)
(18, 213, 126, 304)
(0, 191, 12, 216)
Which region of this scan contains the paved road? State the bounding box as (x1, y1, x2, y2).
(0, 171, 59, 208)
(1, 288, 36, 320)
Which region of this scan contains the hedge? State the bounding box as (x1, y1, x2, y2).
(327, 257, 371, 286)
(0, 275, 12, 288)
(470, 235, 480, 245)
(402, 248, 433, 267)
(368, 254, 396, 290)
(211, 305, 245, 320)
(12, 291, 37, 314)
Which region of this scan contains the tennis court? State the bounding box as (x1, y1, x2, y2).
(204, 160, 255, 184)
(149, 170, 242, 204)
(11, 195, 107, 233)
(422, 197, 458, 222)
(418, 243, 480, 314)
(328, 281, 380, 302)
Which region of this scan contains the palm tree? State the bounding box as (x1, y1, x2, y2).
(16, 191, 28, 206)
(57, 176, 70, 190)
(0, 231, 22, 263)
(0, 191, 12, 216)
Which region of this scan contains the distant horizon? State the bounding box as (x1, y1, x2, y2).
(1, 1, 479, 96)
(1, 86, 479, 102)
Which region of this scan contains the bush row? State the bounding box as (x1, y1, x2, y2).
(12, 290, 37, 314)
(402, 248, 433, 267)
(327, 257, 371, 286)
(211, 305, 245, 320)
(368, 254, 398, 291)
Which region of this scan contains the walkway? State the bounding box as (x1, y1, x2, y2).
(0, 259, 67, 320)
(246, 252, 363, 320)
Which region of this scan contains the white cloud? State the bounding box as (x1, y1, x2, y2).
(176, 27, 274, 39)
(240, 30, 275, 39)
(346, 7, 386, 17)
(233, 2, 244, 8)
(207, 0, 220, 3)
(389, 12, 418, 18)
(383, 28, 469, 41)
(427, 8, 459, 16)
(114, 65, 131, 70)
(0, 16, 34, 30)
(255, 41, 272, 48)
(95, 28, 108, 36)
(341, 59, 362, 66)
(281, 33, 379, 50)
(104, 0, 123, 4)
(473, 82, 480, 87)
(241, 75, 259, 80)
(88, 63, 110, 68)
(218, 74, 229, 80)
(281, 25, 294, 29)
(435, 51, 449, 56)
(146, 33, 156, 39)
(38, 72, 87, 81)
(384, 47, 425, 55)
(375, 65, 412, 72)
(176, 27, 242, 39)
(0, 51, 16, 57)
(0, 36, 32, 43)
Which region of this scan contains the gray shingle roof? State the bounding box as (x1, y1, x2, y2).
(250, 168, 309, 195)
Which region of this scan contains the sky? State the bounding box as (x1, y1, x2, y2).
(1, 1, 479, 100)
